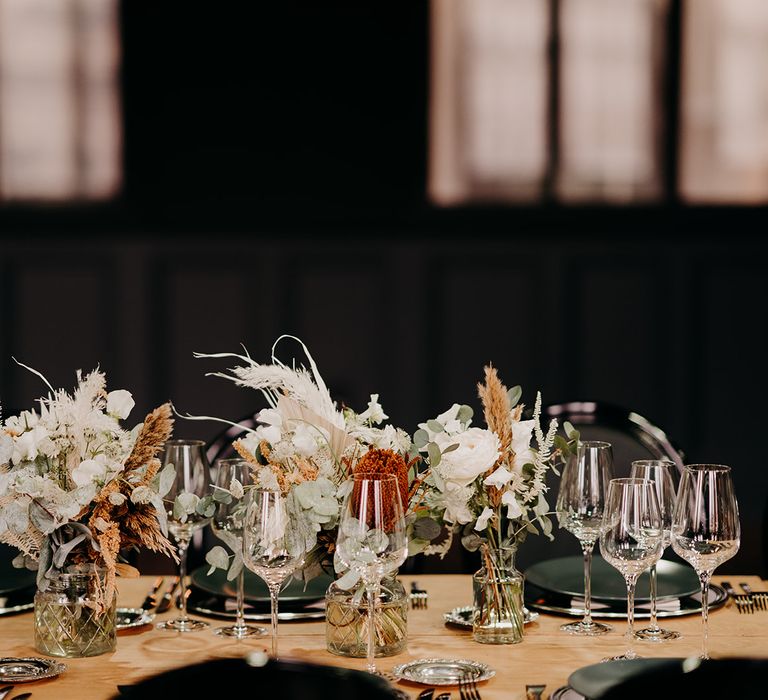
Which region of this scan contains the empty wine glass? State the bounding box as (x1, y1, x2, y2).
(242, 488, 305, 658)
(210, 458, 266, 638)
(335, 473, 408, 674)
(600, 478, 663, 661)
(630, 459, 680, 642)
(555, 440, 614, 635)
(672, 464, 740, 659)
(157, 439, 212, 632)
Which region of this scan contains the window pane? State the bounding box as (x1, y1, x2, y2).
(429, 0, 550, 204)
(0, 0, 121, 201)
(680, 0, 768, 203)
(557, 0, 666, 202)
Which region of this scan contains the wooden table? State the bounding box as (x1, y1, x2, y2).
(3, 574, 767, 699)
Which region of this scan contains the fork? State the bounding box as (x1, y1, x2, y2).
(740, 582, 768, 611)
(410, 581, 428, 610)
(458, 674, 481, 700)
(721, 581, 754, 614)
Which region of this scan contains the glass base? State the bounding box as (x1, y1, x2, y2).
(634, 626, 681, 642)
(156, 617, 210, 632)
(214, 624, 267, 638)
(560, 619, 612, 636)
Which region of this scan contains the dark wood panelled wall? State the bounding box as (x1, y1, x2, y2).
(0, 230, 765, 576)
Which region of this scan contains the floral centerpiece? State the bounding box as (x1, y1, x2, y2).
(195, 336, 441, 657)
(412, 364, 574, 644)
(0, 364, 177, 657)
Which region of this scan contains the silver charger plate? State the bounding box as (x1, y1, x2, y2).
(187, 600, 326, 622)
(116, 607, 155, 630)
(0, 657, 67, 683)
(391, 658, 495, 686)
(443, 604, 539, 628)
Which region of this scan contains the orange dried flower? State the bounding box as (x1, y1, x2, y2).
(352, 448, 412, 531)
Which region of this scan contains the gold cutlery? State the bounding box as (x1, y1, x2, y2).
(155, 577, 180, 614)
(139, 576, 165, 611)
(740, 582, 768, 611)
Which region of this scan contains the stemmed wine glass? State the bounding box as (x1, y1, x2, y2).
(209, 458, 266, 638)
(335, 473, 408, 674)
(630, 459, 680, 642)
(672, 464, 740, 659)
(157, 439, 212, 632)
(242, 488, 305, 658)
(555, 440, 614, 635)
(599, 478, 663, 660)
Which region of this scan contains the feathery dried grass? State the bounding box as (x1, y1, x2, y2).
(123, 403, 174, 475)
(478, 364, 514, 508)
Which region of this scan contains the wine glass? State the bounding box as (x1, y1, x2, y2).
(600, 478, 663, 660)
(555, 440, 614, 635)
(242, 488, 305, 658)
(157, 439, 212, 632)
(672, 464, 740, 659)
(335, 473, 408, 674)
(630, 459, 680, 642)
(209, 458, 266, 638)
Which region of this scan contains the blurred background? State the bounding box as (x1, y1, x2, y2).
(0, 0, 766, 575)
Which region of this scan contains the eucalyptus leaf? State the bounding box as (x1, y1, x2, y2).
(413, 428, 430, 448)
(205, 545, 230, 573)
(563, 421, 577, 438)
(157, 463, 176, 497)
(427, 442, 441, 468)
(456, 404, 474, 424)
(412, 517, 442, 541)
(426, 420, 444, 434)
(441, 443, 459, 454)
(508, 385, 522, 408)
(461, 532, 485, 552)
(212, 486, 233, 504)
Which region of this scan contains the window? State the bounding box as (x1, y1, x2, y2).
(0, 0, 121, 202)
(429, 0, 768, 205)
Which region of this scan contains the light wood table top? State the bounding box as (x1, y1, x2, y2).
(3, 574, 767, 699)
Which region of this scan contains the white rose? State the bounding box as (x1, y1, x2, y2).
(510, 419, 536, 473)
(71, 457, 108, 487)
(434, 427, 501, 487)
(107, 390, 135, 420)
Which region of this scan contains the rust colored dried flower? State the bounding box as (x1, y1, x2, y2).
(352, 448, 412, 531)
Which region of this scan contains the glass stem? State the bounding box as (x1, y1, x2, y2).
(700, 572, 711, 660)
(177, 538, 190, 622)
(625, 574, 638, 659)
(235, 567, 246, 633)
(365, 580, 380, 673)
(581, 540, 595, 627)
(648, 563, 659, 633)
(268, 582, 280, 658)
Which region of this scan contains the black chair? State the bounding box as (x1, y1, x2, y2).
(540, 400, 686, 476)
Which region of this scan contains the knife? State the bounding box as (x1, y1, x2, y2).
(155, 576, 180, 614)
(139, 576, 165, 611)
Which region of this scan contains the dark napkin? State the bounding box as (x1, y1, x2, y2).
(115, 656, 402, 700)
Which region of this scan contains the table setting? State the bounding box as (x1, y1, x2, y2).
(0, 336, 766, 699)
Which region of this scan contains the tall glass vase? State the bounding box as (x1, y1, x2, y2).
(34, 570, 116, 658)
(472, 545, 524, 645)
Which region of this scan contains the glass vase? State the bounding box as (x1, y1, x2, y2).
(325, 575, 408, 658)
(34, 571, 117, 658)
(472, 545, 525, 645)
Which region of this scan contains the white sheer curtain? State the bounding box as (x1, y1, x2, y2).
(0, 0, 121, 201)
(680, 0, 768, 203)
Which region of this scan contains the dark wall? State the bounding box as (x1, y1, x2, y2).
(0, 1, 766, 577)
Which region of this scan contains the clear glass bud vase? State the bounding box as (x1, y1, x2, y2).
(472, 545, 525, 645)
(325, 575, 408, 657)
(34, 571, 117, 658)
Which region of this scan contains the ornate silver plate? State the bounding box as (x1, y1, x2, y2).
(0, 657, 67, 683)
(391, 658, 495, 686)
(116, 607, 155, 630)
(443, 605, 539, 628)
(187, 600, 325, 622)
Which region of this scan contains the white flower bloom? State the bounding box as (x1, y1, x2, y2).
(5, 410, 39, 432)
(291, 422, 320, 456)
(11, 425, 50, 463)
(474, 506, 494, 531)
(502, 490, 524, 519)
(131, 485, 153, 504)
(440, 482, 475, 525)
(257, 408, 283, 427)
(434, 428, 500, 488)
(0, 432, 13, 465)
(256, 424, 282, 446)
(483, 466, 513, 489)
(71, 456, 108, 487)
(229, 477, 244, 500)
(358, 394, 388, 425)
(436, 403, 462, 427)
(107, 390, 135, 419)
(510, 419, 536, 473)
(108, 492, 127, 506)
